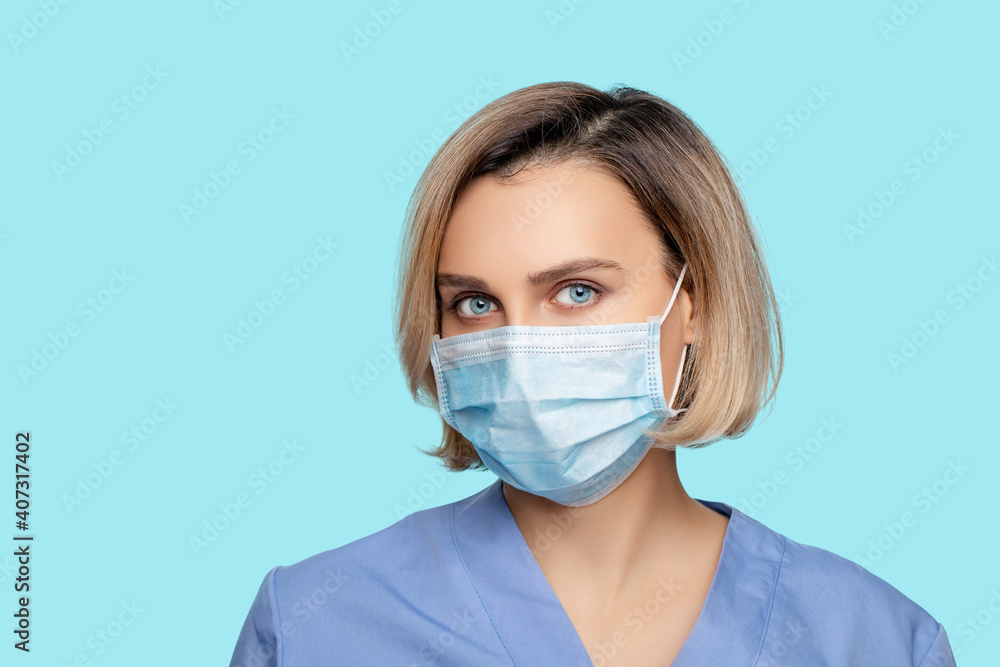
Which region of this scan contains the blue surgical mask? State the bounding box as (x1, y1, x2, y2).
(430, 264, 689, 507)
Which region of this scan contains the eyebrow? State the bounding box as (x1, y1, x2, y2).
(436, 257, 628, 291)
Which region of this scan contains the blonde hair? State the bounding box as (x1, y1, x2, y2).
(393, 81, 783, 471)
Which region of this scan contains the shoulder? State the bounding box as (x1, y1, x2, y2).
(770, 519, 924, 617)
(725, 506, 955, 666)
(229, 499, 467, 666)
(272, 500, 455, 595)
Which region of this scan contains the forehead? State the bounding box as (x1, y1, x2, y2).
(438, 163, 661, 278)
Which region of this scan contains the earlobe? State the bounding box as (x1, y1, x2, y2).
(679, 290, 697, 345)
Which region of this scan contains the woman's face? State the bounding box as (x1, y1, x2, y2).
(436, 161, 695, 390)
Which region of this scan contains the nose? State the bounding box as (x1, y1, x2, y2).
(495, 301, 538, 328)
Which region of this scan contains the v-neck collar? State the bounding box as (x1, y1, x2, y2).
(450, 480, 785, 666)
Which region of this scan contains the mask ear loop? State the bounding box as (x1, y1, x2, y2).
(659, 263, 688, 326)
(659, 263, 689, 414)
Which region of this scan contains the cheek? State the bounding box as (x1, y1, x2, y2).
(439, 313, 455, 338)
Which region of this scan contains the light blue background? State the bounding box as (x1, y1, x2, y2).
(3, 0, 997, 664)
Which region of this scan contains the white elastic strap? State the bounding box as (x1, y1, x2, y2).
(659, 263, 688, 325)
(665, 344, 688, 412)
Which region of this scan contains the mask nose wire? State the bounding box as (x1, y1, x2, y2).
(659, 263, 688, 326)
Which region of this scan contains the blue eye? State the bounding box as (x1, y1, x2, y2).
(555, 283, 596, 305)
(445, 282, 603, 321)
(454, 295, 496, 317)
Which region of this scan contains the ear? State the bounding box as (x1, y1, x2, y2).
(676, 288, 697, 345)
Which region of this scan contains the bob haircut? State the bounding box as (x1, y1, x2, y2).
(393, 81, 783, 472)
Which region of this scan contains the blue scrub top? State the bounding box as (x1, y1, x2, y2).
(230, 480, 955, 666)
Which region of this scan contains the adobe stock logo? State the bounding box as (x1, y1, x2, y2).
(17, 267, 134, 386)
(843, 126, 959, 244)
(62, 397, 179, 515)
(383, 76, 501, 192)
(886, 255, 997, 372)
(223, 235, 339, 352)
(545, 0, 588, 31)
(953, 588, 1000, 656)
(853, 459, 970, 570)
(56, 600, 144, 666)
(877, 0, 931, 40)
(189, 439, 306, 557)
(737, 417, 843, 518)
(735, 85, 833, 183)
(394, 469, 447, 519)
(7, 0, 73, 54)
(339, 0, 405, 63)
(51, 66, 169, 183)
(213, 0, 248, 21)
(672, 0, 754, 73)
(179, 107, 295, 224)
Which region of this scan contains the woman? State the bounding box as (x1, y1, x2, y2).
(230, 82, 955, 666)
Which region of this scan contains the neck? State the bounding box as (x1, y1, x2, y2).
(502, 447, 714, 603)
